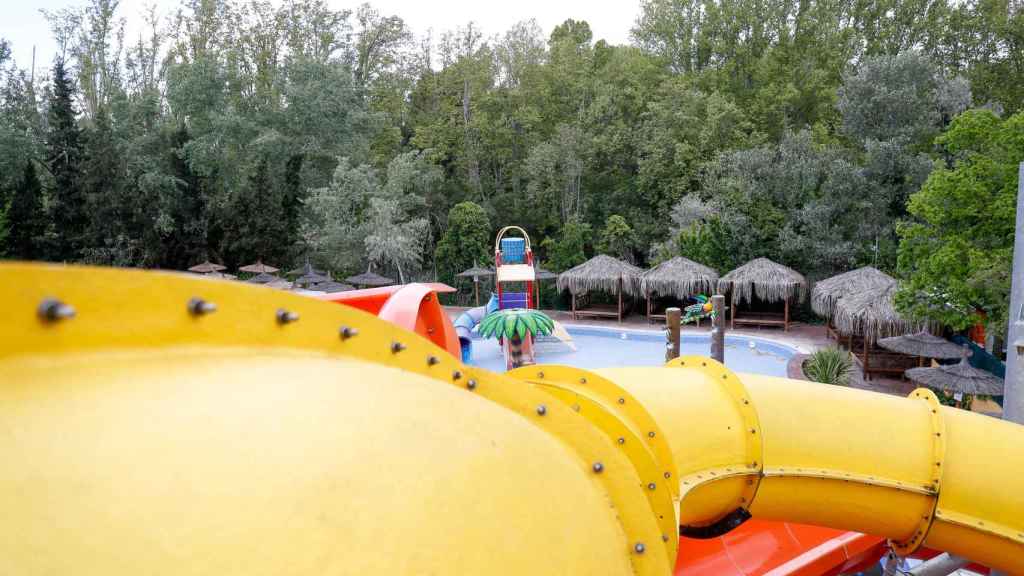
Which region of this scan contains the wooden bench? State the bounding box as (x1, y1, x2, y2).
(572, 303, 622, 322)
(853, 350, 920, 381)
(732, 311, 787, 330)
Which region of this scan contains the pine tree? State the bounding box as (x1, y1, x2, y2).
(82, 106, 128, 262)
(161, 124, 210, 270)
(46, 58, 86, 261)
(5, 161, 47, 260)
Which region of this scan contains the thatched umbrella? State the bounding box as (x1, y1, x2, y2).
(308, 280, 355, 293)
(238, 261, 279, 274)
(533, 265, 558, 310)
(641, 257, 718, 320)
(457, 262, 495, 307)
(717, 258, 807, 331)
(288, 260, 326, 277)
(878, 331, 965, 362)
(188, 261, 226, 274)
(346, 271, 394, 287)
(811, 266, 896, 319)
(834, 283, 921, 343)
(246, 272, 283, 285)
(557, 255, 642, 323)
(293, 262, 330, 288)
(906, 357, 1004, 399)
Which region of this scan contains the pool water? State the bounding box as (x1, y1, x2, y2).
(467, 326, 797, 377)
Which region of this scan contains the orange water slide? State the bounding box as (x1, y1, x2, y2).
(320, 282, 461, 357)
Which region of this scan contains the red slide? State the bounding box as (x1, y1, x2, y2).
(319, 282, 461, 358)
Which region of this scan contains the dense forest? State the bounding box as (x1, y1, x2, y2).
(0, 0, 1020, 333)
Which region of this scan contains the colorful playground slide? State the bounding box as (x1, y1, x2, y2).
(3, 264, 1022, 575)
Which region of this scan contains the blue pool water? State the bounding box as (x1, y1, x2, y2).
(467, 326, 797, 377)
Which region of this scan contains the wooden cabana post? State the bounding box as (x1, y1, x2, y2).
(618, 276, 623, 323)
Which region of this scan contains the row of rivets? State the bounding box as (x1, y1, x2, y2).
(41, 296, 309, 328)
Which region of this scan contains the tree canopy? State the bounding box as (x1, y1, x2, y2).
(0, 0, 1019, 335)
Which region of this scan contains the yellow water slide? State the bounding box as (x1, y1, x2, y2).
(2, 264, 1023, 575)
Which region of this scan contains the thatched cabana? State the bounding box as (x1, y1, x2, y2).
(812, 266, 895, 342)
(811, 266, 896, 326)
(833, 283, 926, 380)
(556, 255, 642, 323)
(717, 258, 807, 331)
(640, 257, 718, 322)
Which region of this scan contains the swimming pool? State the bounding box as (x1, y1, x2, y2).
(467, 325, 798, 377)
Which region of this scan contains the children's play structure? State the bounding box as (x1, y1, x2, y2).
(4, 262, 1024, 575)
(454, 226, 571, 368)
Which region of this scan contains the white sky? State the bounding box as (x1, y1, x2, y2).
(2, 0, 641, 72)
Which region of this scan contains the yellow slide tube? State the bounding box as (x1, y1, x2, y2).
(599, 363, 1024, 574)
(2, 264, 1023, 574)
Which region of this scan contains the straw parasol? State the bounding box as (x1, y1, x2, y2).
(288, 259, 326, 277)
(878, 331, 965, 360)
(535, 266, 558, 281)
(308, 280, 355, 293)
(641, 257, 718, 299)
(188, 261, 226, 274)
(346, 271, 394, 287)
(557, 255, 642, 296)
(533, 265, 558, 310)
(293, 261, 330, 288)
(246, 272, 283, 285)
(811, 266, 896, 318)
(717, 257, 807, 305)
(238, 261, 279, 274)
(456, 263, 495, 279)
(906, 357, 1004, 396)
(457, 262, 496, 307)
(833, 282, 925, 342)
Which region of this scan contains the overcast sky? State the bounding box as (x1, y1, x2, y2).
(2, 0, 641, 72)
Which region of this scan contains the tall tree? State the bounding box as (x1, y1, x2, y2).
(897, 109, 1022, 335)
(434, 201, 491, 285)
(4, 161, 47, 260)
(81, 106, 133, 264)
(46, 57, 87, 261)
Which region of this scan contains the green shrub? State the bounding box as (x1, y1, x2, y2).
(804, 347, 853, 386)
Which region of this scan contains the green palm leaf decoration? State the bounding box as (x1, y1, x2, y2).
(479, 309, 556, 341)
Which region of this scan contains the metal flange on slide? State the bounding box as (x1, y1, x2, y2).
(664, 356, 763, 537)
(889, 387, 946, 556)
(507, 364, 681, 563)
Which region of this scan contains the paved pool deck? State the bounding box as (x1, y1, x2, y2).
(445, 306, 1003, 418)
